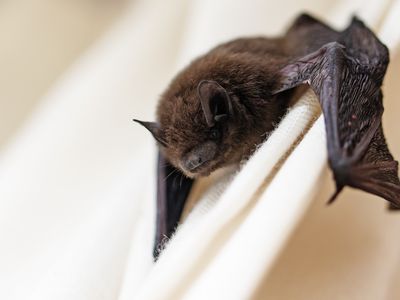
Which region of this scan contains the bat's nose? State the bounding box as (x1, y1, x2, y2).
(182, 141, 217, 173)
(184, 154, 205, 171)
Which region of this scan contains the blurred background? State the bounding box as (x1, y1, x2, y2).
(0, 0, 128, 148)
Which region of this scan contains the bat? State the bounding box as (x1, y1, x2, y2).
(134, 13, 400, 259)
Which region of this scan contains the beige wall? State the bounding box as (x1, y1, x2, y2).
(0, 0, 128, 148)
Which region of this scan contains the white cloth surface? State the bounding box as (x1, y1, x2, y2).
(1, 0, 400, 299)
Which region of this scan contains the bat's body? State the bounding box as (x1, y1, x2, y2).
(135, 14, 400, 259)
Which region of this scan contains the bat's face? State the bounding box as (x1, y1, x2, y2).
(135, 80, 248, 178)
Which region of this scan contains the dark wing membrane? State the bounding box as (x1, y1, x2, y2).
(273, 17, 400, 206)
(154, 152, 194, 260)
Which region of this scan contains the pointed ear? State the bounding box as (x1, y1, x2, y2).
(133, 119, 167, 147)
(197, 80, 233, 127)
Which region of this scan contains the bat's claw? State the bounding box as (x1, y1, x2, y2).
(327, 184, 344, 205)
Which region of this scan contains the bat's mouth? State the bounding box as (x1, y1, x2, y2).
(181, 161, 217, 178)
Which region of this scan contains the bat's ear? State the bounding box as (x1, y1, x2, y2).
(197, 80, 233, 127)
(133, 119, 167, 147)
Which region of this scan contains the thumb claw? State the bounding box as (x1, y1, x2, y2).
(327, 185, 344, 205)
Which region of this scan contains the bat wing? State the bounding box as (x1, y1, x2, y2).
(154, 151, 194, 259)
(273, 17, 400, 207)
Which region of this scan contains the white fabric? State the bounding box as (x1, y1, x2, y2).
(1, 0, 400, 299)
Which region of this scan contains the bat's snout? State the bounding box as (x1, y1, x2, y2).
(184, 154, 206, 171)
(181, 141, 217, 175)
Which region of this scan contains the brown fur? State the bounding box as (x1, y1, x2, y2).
(156, 38, 295, 176)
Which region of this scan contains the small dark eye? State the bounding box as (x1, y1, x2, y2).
(209, 128, 220, 140)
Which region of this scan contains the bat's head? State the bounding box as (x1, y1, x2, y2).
(135, 49, 288, 178)
(135, 79, 256, 178)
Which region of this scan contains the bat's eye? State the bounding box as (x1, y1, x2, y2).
(209, 128, 220, 140)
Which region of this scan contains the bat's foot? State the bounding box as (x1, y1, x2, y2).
(336, 161, 400, 207)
